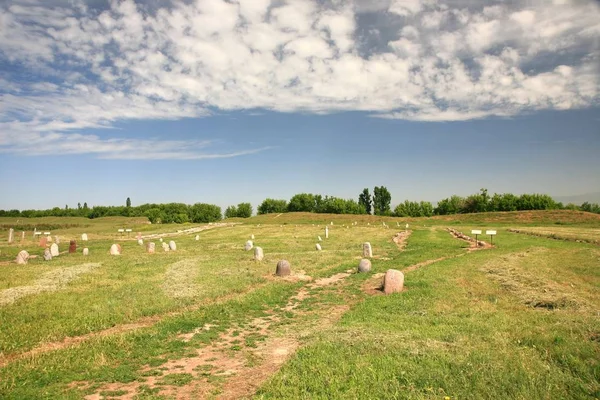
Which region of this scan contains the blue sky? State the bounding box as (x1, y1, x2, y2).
(0, 0, 599, 211)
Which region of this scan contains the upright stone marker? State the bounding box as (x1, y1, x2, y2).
(358, 258, 371, 273)
(138, 239, 144, 245)
(21, 231, 25, 241)
(362, 242, 373, 258)
(50, 243, 59, 257)
(81, 233, 88, 241)
(55, 236, 60, 244)
(147, 242, 156, 254)
(318, 236, 322, 242)
(245, 240, 253, 251)
(275, 260, 291, 276)
(136, 232, 142, 240)
(110, 244, 121, 255)
(315, 243, 322, 251)
(43, 248, 53, 261)
(195, 235, 200, 241)
(69, 240, 77, 253)
(39, 236, 47, 247)
(383, 269, 404, 294)
(16, 250, 29, 265)
(169, 240, 176, 251)
(254, 246, 264, 261)
(251, 234, 255, 240)
(325, 226, 329, 239)
(8, 228, 14, 244)
(162, 242, 170, 252)
(83, 248, 89, 256)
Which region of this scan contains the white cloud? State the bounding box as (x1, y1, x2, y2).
(0, 0, 599, 158)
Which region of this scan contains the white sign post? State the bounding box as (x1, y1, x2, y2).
(118, 229, 125, 236)
(125, 228, 132, 237)
(486, 230, 497, 245)
(471, 229, 482, 244)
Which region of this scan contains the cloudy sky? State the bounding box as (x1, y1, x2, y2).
(0, 0, 599, 211)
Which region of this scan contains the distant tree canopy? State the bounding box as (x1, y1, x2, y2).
(373, 186, 392, 216)
(358, 188, 372, 215)
(1, 202, 223, 224)
(2, 189, 598, 223)
(225, 203, 253, 218)
(257, 199, 288, 215)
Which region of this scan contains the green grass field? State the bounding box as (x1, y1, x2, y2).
(0, 211, 598, 399)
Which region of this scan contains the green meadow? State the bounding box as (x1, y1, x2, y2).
(0, 211, 598, 399)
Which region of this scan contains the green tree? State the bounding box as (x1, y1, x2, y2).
(258, 199, 288, 214)
(189, 203, 222, 223)
(83, 202, 88, 210)
(287, 193, 317, 212)
(224, 206, 237, 219)
(434, 195, 465, 215)
(126, 197, 131, 208)
(358, 188, 372, 215)
(236, 203, 252, 218)
(373, 186, 392, 215)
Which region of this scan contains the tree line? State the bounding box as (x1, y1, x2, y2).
(1, 189, 598, 222)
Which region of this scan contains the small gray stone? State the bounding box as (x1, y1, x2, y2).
(81, 233, 88, 241)
(195, 235, 199, 241)
(245, 240, 253, 251)
(362, 242, 373, 258)
(16, 250, 29, 264)
(383, 269, 404, 294)
(50, 243, 59, 257)
(276, 260, 291, 276)
(162, 242, 170, 252)
(83, 248, 89, 256)
(254, 246, 264, 261)
(316, 243, 322, 251)
(358, 258, 371, 273)
(169, 240, 176, 250)
(43, 248, 53, 261)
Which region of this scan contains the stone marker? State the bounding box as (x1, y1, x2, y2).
(275, 260, 291, 276)
(8, 228, 14, 244)
(251, 234, 255, 240)
(50, 243, 59, 257)
(318, 236, 322, 241)
(325, 226, 329, 239)
(245, 240, 253, 251)
(367, 222, 370, 226)
(169, 240, 176, 250)
(358, 258, 371, 273)
(316, 243, 322, 251)
(363, 242, 373, 258)
(136, 232, 142, 240)
(55, 236, 60, 244)
(81, 233, 88, 241)
(159, 238, 163, 242)
(69, 240, 77, 253)
(138, 239, 144, 245)
(43, 248, 52, 261)
(21, 231, 25, 241)
(162, 242, 170, 252)
(83, 248, 89, 256)
(330, 221, 334, 225)
(39, 236, 47, 247)
(383, 269, 404, 294)
(110, 244, 121, 255)
(16, 250, 29, 264)
(147, 242, 155, 254)
(254, 246, 264, 261)
(195, 235, 199, 241)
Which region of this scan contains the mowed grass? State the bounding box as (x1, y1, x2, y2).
(0, 212, 598, 399)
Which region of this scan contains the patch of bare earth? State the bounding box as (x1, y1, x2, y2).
(83, 270, 354, 400)
(0, 282, 269, 368)
(392, 230, 412, 250)
(447, 228, 493, 250)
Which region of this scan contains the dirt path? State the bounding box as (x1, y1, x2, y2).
(82, 269, 355, 400)
(141, 223, 237, 240)
(446, 228, 493, 250)
(0, 282, 269, 369)
(392, 230, 411, 250)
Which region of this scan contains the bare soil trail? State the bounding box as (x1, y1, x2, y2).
(82, 269, 356, 400)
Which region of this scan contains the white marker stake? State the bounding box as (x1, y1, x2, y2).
(486, 230, 497, 245)
(471, 229, 482, 244)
